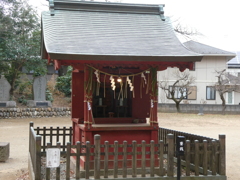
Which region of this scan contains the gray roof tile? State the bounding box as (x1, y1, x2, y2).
(183, 40, 235, 60)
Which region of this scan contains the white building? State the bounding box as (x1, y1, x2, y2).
(158, 41, 239, 105)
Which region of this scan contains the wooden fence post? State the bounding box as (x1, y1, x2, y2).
(66, 142, 71, 180)
(85, 141, 90, 179)
(141, 140, 146, 177)
(76, 141, 81, 180)
(194, 140, 199, 176)
(104, 141, 109, 178)
(94, 134, 101, 179)
(35, 135, 41, 180)
(56, 142, 61, 180)
(150, 140, 155, 177)
(185, 140, 190, 176)
(159, 140, 164, 176)
(211, 140, 216, 175)
(29, 122, 34, 152)
(219, 134, 226, 176)
(167, 134, 174, 177)
(46, 143, 51, 180)
(203, 140, 208, 176)
(113, 141, 118, 178)
(132, 140, 137, 177)
(122, 141, 127, 178)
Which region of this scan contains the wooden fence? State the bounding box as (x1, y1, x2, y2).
(28, 122, 72, 180)
(29, 123, 226, 180)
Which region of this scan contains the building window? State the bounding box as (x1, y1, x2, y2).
(169, 86, 197, 100)
(187, 86, 197, 100)
(227, 91, 233, 104)
(169, 86, 187, 99)
(206, 86, 216, 100)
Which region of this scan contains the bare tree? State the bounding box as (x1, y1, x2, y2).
(215, 69, 240, 114)
(159, 69, 196, 113)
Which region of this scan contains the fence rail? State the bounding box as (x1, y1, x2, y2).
(29, 123, 226, 180)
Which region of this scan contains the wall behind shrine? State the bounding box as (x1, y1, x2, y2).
(0, 107, 71, 119)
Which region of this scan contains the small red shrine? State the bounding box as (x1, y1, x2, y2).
(41, 0, 202, 168)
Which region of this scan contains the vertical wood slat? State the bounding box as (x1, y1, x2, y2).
(63, 127, 66, 151)
(94, 135, 101, 179)
(203, 140, 208, 176)
(66, 142, 71, 180)
(113, 141, 118, 178)
(46, 143, 51, 180)
(194, 140, 199, 176)
(212, 140, 217, 175)
(167, 134, 174, 177)
(69, 127, 73, 143)
(43, 126, 46, 151)
(76, 141, 81, 180)
(56, 142, 61, 180)
(56, 127, 60, 142)
(85, 141, 90, 179)
(208, 140, 213, 171)
(219, 134, 226, 175)
(150, 140, 155, 177)
(141, 140, 146, 177)
(36, 126, 39, 135)
(185, 140, 190, 176)
(50, 126, 53, 144)
(122, 141, 127, 178)
(104, 141, 109, 178)
(132, 140, 137, 177)
(159, 140, 164, 176)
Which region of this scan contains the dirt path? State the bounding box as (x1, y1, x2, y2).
(0, 117, 71, 180)
(0, 113, 239, 179)
(158, 113, 240, 180)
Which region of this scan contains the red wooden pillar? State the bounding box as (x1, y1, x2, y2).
(83, 64, 94, 130)
(149, 69, 158, 128)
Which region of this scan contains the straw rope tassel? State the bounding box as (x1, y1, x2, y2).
(132, 76, 135, 98)
(125, 77, 128, 98)
(146, 73, 149, 94)
(104, 74, 106, 98)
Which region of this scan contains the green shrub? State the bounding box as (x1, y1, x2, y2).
(46, 89, 53, 102)
(55, 66, 72, 97)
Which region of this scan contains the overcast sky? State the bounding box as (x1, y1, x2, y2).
(29, 0, 240, 51)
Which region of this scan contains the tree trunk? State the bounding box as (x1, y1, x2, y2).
(220, 93, 226, 115)
(175, 102, 181, 113)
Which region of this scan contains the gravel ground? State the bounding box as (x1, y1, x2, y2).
(0, 113, 239, 180)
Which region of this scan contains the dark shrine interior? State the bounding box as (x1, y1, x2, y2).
(92, 80, 132, 118)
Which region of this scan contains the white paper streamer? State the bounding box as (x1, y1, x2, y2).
(151, 99, 154, 108)
(94, 70, 100, 83)
(127, 76, 134, 91)
(87, 102, 91, 110)
(110, 76, 116, 90)
(141, 73, 147, 84)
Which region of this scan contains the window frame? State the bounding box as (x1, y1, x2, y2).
(206, 86, 216, 100)
(169, 86, 188, 99)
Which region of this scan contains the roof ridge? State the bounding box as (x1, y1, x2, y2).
(184, 40, 235, 55)
(48, 0, 165, 20)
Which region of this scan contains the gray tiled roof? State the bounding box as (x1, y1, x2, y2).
(41, 1, 202, 62)
(228, 51, 240, 68)
(183, 40, 235, 61)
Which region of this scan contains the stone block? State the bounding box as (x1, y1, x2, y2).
(0, 142, 9, 162)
